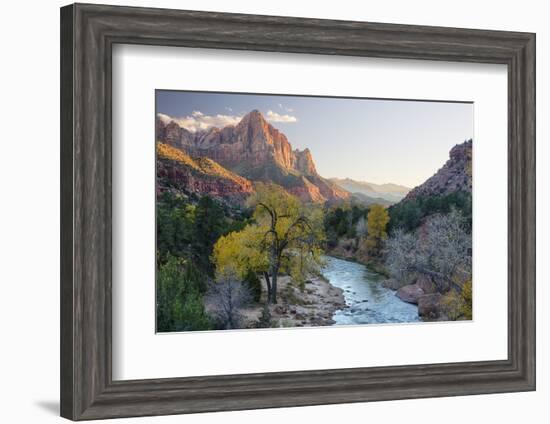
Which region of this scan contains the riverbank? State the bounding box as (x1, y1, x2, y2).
(234, 255, 420, 329)
(239, 274, 347, 328)
(327, 249, 390, 278)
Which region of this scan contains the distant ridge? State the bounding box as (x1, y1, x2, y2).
(330, 178, 410, 205)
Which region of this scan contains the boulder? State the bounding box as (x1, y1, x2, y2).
(403, 272, 419, 286)
(382, 279, 402, 290)
(396, 284, 425, 304)
(416, 274, 436, 294)
(273, 305, 286, 315)
(418, 293, 443, 320)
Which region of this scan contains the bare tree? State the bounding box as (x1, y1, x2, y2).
(207, 271, 251, 330)
(355, 216, 368, 238)
(385, 208, 471, 291)
(385, 227, 419, 282)
(421, 208, 471, 282)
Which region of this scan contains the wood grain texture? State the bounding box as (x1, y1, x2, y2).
(60, 3, 536, 420)
(60, 4, 74, 419)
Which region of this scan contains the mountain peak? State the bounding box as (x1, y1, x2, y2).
(248, 109, 262, 116)
(239, 109, 266, 125)
(156, 109, 349, 203)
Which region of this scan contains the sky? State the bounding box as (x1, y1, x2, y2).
(156, 90, 473, 188)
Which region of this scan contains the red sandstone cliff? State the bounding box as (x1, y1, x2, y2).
(156, 142, 254, 205)
(156, 110, 349, 203)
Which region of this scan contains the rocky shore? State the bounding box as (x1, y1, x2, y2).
(382, 272, 470, 321)
(240, 275, 347, 328)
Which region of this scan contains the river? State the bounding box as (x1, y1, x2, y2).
(322, 256, 419, 325)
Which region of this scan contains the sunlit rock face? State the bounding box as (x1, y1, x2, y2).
(156, 110, 349, 203)
(156, 142, 254, 206)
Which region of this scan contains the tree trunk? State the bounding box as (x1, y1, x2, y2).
(268, 238, 280, 303)
(263, 272, 272, 303)
(270, 266, 279, 304)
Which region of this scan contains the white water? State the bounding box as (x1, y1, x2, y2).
(323, 256, 419, 325)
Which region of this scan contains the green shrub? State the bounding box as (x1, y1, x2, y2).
(388, 191, 472, 233)
(256, 303, 273, 328)
(156, 255, 211, 332)
(242, 269, 262, 302)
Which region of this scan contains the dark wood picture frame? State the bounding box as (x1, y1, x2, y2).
(60, 3, 536, 421)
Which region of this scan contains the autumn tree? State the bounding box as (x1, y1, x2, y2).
(365, 204, 390, 257)
(212, 183, 325, 303)
(212, 224, 269, 284)
(440, 280, 473, 320)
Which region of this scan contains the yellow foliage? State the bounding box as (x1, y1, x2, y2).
(212, 225, 268, 280)
(367, 204, 389, 240)
(248, 183, 301, 222)
(213, 183, 325, 298)
(461, 280, 473, 319)
(249, 183, 325, 251)
(441, 290, 463, 321)
(441, 280, 473, 321)
(366, 204, 389, 255)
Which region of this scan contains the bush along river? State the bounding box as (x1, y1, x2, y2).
(322, 256, 419, 325)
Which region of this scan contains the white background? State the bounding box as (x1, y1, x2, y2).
(0, 0, 547, 423)
(113, 45, 507, 380)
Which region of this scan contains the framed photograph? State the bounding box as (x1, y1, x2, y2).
(60, 3, 536, 420)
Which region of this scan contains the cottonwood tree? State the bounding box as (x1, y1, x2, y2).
(212, 183, 325, 303)
(212, 223, 269, 291)
(365, 204, 390, 257)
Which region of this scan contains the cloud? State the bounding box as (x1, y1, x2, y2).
(157, 111, 243, 133)
(266, 110, 298, 123)
(157, 113, 174, 125)
(158, 109, 298, 131)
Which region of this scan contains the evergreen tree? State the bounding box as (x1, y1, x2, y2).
(156, 255, 211, 332)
